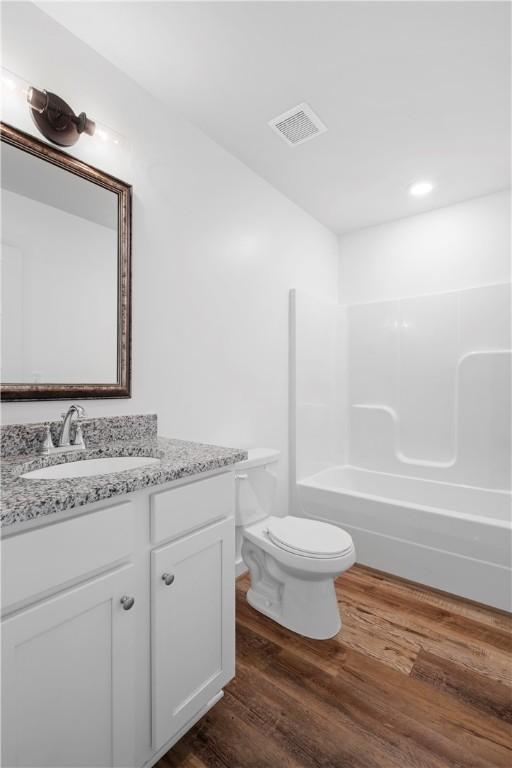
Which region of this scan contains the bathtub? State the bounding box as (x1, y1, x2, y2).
(296, 466, 512, 611)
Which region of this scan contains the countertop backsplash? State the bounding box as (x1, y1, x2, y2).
(1, 414, 158, 458)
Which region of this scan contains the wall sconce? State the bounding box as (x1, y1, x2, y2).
(27, 86, 95, 147)
(1, 67, 125, 149)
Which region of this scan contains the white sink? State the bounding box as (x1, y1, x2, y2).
(21, 456, 161, 480)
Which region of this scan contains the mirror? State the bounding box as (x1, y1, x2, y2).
(0, 122, 131, 400)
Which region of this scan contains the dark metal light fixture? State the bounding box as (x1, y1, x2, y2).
(1, 67, 125, 149)
(27, 86, 96, 147)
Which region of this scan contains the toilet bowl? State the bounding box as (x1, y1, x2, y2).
(233, 449, 356, 640)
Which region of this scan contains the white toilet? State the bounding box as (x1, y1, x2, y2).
(234, 449, 356, 640)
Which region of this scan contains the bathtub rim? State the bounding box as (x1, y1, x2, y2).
(297, 464, 512, 529)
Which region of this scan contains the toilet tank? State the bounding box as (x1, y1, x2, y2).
(233, 448, 280, 527)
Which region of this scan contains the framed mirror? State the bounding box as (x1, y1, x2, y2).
(0, 122, 131, 400)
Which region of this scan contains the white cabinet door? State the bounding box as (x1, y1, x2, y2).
(151, 518, 235, 751)
(1, 565, 136, 768)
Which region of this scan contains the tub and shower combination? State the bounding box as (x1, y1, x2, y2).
(291, 284, 512, 611)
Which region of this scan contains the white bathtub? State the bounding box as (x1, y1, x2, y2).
(296, 466, 512, 611)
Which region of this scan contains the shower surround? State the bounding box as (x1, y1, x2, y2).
(291, 283, 512, 610)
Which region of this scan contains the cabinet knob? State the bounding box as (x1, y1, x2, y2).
(162, 573, 175, 586)
(120, 595, 135, 610)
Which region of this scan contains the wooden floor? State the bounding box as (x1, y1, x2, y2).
(158, 565, 512, 768)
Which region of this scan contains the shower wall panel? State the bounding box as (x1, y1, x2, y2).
(348, 283, 511, 490)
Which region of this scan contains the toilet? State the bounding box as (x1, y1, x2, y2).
(233, 449, 356, 640)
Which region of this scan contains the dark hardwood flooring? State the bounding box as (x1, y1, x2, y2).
(157, 565, 512, 768)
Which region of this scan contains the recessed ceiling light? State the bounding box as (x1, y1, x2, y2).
(409, 180, 434, 197)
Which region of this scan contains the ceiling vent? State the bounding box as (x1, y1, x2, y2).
(268, 103, 327, 147)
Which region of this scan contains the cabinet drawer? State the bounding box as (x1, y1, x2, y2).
(150, 472, 233, 544)
(1, 502, 135, 611)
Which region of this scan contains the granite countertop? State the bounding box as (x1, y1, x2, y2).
(0, 415, 247, 528)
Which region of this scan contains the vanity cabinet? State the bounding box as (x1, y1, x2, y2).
(1, 470, 235, 768)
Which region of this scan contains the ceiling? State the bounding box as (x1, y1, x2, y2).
(38, 1, 510, 234)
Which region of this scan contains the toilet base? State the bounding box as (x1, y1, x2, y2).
(246, 584, 341, 640)
(242, 539, 349, 640)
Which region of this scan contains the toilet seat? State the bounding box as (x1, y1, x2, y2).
(265, 516, 354, 559)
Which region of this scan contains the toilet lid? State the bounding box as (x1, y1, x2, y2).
(266, 516, 353, 559)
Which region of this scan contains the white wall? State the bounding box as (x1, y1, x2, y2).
(339, 190, 511, 304)
(0, 3, 339, 516)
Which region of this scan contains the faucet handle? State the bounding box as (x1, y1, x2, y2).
(72, 423, 85, 448)
(42, 425, 55, 454)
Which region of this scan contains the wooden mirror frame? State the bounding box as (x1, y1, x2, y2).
(0, 122, 132, 401)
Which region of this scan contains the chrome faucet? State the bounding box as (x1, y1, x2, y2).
(58, 405, 87, 448)
(42, 405, 87, 455)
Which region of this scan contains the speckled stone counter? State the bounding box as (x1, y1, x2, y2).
(0, 415, 247, 528)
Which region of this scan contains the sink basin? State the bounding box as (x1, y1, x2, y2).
(21, 456, 161, 480)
